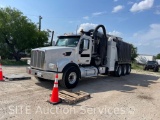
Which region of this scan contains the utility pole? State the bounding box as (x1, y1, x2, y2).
(39, 16, 42, 31)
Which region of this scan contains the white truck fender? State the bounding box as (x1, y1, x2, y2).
(57, 58, 78, 72)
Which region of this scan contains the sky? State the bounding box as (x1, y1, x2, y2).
(0, 0, 160, 55)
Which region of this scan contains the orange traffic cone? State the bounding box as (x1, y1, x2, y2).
(0, 64, 4, 81)
(49, 73, 61, 104)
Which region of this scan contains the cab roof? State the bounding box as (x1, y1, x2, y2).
(58, 35, 81, 38)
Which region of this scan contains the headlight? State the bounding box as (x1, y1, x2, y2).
(27, 59, 31, 65)
(49, 63, 57, 69)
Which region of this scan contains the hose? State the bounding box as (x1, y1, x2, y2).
(93, 25, 108, 65)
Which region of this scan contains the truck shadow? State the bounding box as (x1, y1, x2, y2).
(76, 73, 159, 93)
(35, 73, 159, 94)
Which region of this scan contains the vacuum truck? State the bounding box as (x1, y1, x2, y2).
(27, 25, 131, 89)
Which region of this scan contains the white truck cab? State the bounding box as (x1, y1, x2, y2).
(27, 25, 131, 89)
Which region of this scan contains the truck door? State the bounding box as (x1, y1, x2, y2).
(78, 36, 92, 64)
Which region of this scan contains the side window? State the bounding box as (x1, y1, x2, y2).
(80, 39, 89, 50)
(80, 39, 84, 50)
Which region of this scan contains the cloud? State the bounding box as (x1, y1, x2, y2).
(133, 23, 160, 54)
(69, 21, 73, 23)
(108, 30, 122, 36)
(128, 1, 134, 5)
(134, 24, 160, 40)
(154, 10, 160, 15)
(154, 6, 160, 15)
(113, 0, 118, 2)
(112, 5, 124, 13)
(77, 23, 98, 34)
(130, 0, 154, 12)
(83, 16, 89, 20)
(92, 11, 106, 16)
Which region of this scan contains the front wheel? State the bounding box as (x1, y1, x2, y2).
(59, 66, 80, 89)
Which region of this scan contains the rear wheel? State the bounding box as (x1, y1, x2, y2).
(59, 66, 80, 89)
(126, 64, 131, 74)
(115, 65, 122, 77)
(122, 65, 127, 76)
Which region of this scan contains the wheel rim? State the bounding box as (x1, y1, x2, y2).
(128, 65, 131, 73)
(124, 66, 126, 74)
(118, 66, 122, 75)
(68, 72, 77, 84)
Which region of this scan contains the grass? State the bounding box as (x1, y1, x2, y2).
(1, 59, 27, 66)
(131, 62, 144, 70)
(131, 62, 160, 73)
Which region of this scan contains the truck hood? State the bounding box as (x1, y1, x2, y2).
(31, 46, 77, 71)
(33, 46, 75, 51)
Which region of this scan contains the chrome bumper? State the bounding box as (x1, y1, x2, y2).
(26, 67, 63, 80)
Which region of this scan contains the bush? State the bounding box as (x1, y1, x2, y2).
(1, 59, 27, 66)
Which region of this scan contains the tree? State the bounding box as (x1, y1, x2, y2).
(156, 53, 160, 59)
(0, 7, 49, 61)
(131, 44, 138, 62)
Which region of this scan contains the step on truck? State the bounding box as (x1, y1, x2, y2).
(27, 25, 131, 89)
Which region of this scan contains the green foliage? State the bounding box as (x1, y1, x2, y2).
(131, 62, 143, 70)
(1, 59, 27, 65)
(131, 44, 138, 62)
(0, 7, 49, 61)
(156, 53, 160, 59)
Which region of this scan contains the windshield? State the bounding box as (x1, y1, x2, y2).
(147, 61, 157, 65)
(56, 36, 80, 47)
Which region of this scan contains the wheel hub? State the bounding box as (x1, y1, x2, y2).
(68, 72, 77, 84)
(119, 66, 122, 75)
(124, 66, 126, 74)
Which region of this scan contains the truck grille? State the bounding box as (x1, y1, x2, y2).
(31, 50, 45, 69)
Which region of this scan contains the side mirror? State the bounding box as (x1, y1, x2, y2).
(79, 39, 89, 54)
(83, 39, 89, 50)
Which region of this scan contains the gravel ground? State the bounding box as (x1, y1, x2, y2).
(0, 66, 160, 120)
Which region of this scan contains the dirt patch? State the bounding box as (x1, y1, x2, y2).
(137, 95, 153, 100)
(1, 66, 160, 120)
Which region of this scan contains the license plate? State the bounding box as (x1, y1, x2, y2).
(37, 72, 42, 77)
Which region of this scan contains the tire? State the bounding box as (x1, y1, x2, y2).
(122, 65, 127, 76)
(59, 66, 80, 89)
(153, 67, 159, 72)
(115, 65, 122, 77)
(126, 64, 131, 75)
